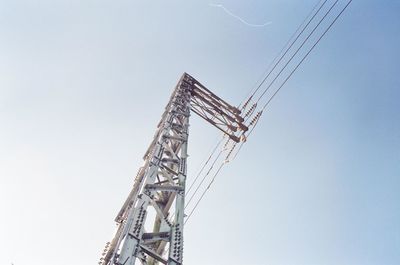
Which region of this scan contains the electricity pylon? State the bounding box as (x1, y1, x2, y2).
(99, 73, 247, 265)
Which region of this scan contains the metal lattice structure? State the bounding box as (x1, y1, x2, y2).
(99, 73, 247, 265)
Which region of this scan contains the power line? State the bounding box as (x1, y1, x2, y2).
(185, 137, 224, 196)
(261, 0, 353, 112)
(232, 0, 353, 161)
(185, 148, 225, 209)
(185, 162, 226, 224)
(185, 0, 331, 214)
(184, 0, 336, 216)
(184, 0, 353, 223)
(239, 0, 328, 108)
(256, 0, 340, 102)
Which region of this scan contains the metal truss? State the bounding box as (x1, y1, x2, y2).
(100, 73, 247, 265)
(188, 75, 247, 142)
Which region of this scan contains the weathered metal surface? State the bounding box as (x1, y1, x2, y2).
(100, 73, 247, 265)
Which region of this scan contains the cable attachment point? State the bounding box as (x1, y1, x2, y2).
(249, 111, 263, 127)
(240, 96, 253, 111)
(223, 138, 231, 149)
(244, 103, 257, 119)
(224, 143, 237, 163)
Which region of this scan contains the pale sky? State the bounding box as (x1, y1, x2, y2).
(1, 1, 399, 265)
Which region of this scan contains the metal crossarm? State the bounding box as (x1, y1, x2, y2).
(188, 74, 248, 142)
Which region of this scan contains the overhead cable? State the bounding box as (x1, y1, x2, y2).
(232, 0, 353, 161)
(184, 0, 353, 222)
(239, 0, 328, 109)
(255, 0, 340, 103)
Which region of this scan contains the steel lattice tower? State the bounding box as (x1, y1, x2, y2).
(100, 73, 247, 265)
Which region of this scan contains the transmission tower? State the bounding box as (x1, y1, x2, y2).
(96, 1, 354, 263)
(99, 73, 248, 265)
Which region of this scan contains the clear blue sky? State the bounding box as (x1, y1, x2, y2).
(0, 1, 399, 265)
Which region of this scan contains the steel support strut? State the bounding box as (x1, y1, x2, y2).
(99, 73, 247, 265)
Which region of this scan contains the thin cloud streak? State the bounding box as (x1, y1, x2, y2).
(209, 3, 272, 27)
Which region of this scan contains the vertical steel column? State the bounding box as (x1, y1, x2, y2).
(100, 74, 193, 265)
(100, 73, 248, 265)
(167, 115, 188, 265)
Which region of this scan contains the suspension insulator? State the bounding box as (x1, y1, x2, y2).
(241, 96, 253, 111)
(249, 111, 263, 126)
(223, 138, 231, 148)
(244, 103, 257, 119)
